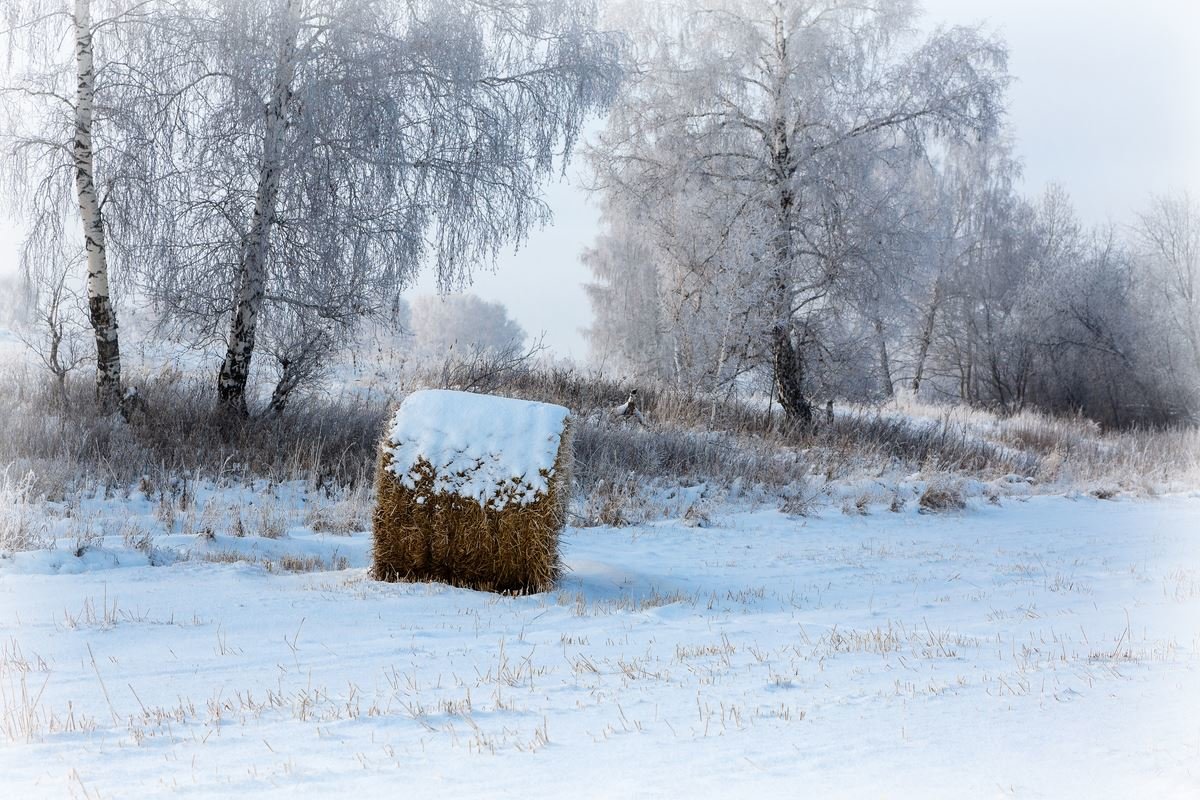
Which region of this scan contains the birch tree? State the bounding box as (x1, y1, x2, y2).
(1138, 192, 1200, 381)
(0, 0, 154, 410)
(590, 0, 1006, 426)
(69, 0, 122, 408)
(903, 138, 1020, 396)
(119, 0, 621, 416)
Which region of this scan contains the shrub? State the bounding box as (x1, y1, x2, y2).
(918, 480, 967, 513)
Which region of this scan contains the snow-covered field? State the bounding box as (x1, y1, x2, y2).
(2, 491, 1198, 798)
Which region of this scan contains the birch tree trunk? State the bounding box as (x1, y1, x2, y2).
(910, 282, 942, 393)
(772, 323, 813, 428)
(766, 14, 813, 429)
(268, 362, 301, 414)
(73, 0, 122, 411)
(873, 317, 894, 398)
(216, 0, 300, 416)
(768, 128, 813, 433)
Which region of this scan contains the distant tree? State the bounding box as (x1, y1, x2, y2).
(1137, 192, 1200, 383)
(584, 183, 772, 397)
(409, 294, 526, 363)
(899, 139, 1021, 397)
(1032, 225, 1151, 425)
(581, 199, 668, 382)
(14, 250, 92, 402)
(0, 269, 32, 328)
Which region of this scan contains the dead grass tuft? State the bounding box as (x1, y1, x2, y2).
(278, 553, 349, 572)
(198, 549, 348, 573)
(918, 480, 967, 513)
(578, 475, 651, 527)
(0, 468, 50, 554)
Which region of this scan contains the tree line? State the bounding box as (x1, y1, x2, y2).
(583, 0, 1198, 428)
(2, 0, 1196, 429)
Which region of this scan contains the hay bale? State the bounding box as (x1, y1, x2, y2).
(372, 390, 572, 594)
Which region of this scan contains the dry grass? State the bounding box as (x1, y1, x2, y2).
(197, 549, 349, 573)
(1, 361, 1196, 531)
(305, 484, 370, 535)
(918, 479, 967, 513)
(253, 504, 289, 540)
(372, 416, 572, 594)
(579, 476, 650, 527)
(0, 363, 381, 497)
(879, 391, 1200, 489)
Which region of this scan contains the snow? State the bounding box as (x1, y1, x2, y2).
(383, 390, 570, 508)
(1, 492, 1198, 797)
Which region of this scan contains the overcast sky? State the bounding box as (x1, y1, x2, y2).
(2, 0, 1197, 361)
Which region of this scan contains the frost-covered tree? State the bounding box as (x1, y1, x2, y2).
(588, 0, 1007, 425)
(903, 138, 1024, 404)
(14, 251, 92, 401)
(409, 294, 527, 364)
(585, 178, 773, 396)
(0, 0, 159, 410)
(1032, 225, 1151, 424)
(117, 0, 621, 415)
(1138, 192, 1200, 384)
(587, 187, 781, 398)
(582, 200, 668, 381)
(902, 144, 1000, 395)
(805, 140, 935, 400)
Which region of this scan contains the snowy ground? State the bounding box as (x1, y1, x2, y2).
(2, 493, 1199, 798)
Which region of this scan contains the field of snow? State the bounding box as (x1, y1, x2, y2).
(2, 492, 1199, 798)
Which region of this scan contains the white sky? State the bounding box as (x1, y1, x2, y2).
(3, 0, 1198, 361)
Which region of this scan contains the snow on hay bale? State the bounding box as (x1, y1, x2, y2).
(372, 389, 572, 593)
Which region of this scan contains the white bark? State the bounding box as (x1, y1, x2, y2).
(73, 0, 122, 410)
